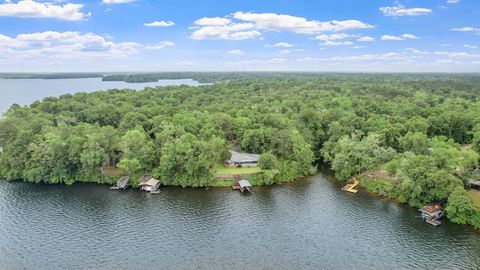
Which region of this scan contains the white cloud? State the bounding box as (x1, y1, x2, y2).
(229, 30, 262, 40)
(381, 34, 418, 41)
(436, 59, 458, 64)
(441, 44, 452, 47)
(194, 17, 231, 26)
(279, 49, 290, 55)
(447, 0, 461, 3)
(319, 41, 354, 46)
(145, 41, 175, 50)
(272, 42, 294, 48)
(191, 19, 261, 40)
(102, 0, 136, 4)
(228, 49, 244, 55)
(175, 60, 195, 66)
(331, 52, 408, 61)
(357, 36, 375, 42)
(0, 31, 140, 59)
(314, 33, 351, 41)
(0, 33, 24, 47)
(144, 21, 175, 27)
(451, 27, 480, 33)
(464, 44, 478, 49)
(379, 5, 432, 16)
(0, 0, 89, 21)
(229, 57, 288, 66)
(191, 12, 373, 40)
(296, 57, 328, 63)
(405, 48, 430, 55)
(233, 12, 373, 33)
(434, 51, 480, 58)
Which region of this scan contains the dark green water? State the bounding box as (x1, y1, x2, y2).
(0, 174, 479, 270)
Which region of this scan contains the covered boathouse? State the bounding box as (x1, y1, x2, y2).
(419, 204, 444, 226)
(138, 175, 160, 193)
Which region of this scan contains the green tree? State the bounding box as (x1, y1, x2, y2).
(445, 186, 477, 225)
(120, 129, 156, 171)
(258, 152, 279, 170)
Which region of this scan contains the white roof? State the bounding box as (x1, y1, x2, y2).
(238, 180, 252, 187)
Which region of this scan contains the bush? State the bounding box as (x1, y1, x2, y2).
(445, 186, 476, 225)
(258, 152, 279, 170)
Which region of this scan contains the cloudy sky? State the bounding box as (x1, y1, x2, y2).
(0, 0, 479, 72)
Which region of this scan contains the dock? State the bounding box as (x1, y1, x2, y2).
(232, 179, 252, 194)
(110, 176, 130, 190)
(341, 178, 359, 193)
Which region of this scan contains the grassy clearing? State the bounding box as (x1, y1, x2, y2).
(468, 189, 480, 209)
(102, 166, 127, 177)
(212, 165, 262, 175)
(208, 179, 233, 187)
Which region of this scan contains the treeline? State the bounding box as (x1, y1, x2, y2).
(1, 74, 480, 226)
(102, 72, 480, 84)
(102, 72, 311, 83)
(0, 73, 104, 80)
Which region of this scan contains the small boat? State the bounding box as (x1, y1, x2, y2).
(426, 218, 442, 227)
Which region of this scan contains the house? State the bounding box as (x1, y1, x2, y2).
(419, 204, 444, 226)
(138, 174, 160, 193)
(226, 150, 260, 167)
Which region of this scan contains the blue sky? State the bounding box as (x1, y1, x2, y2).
(0, 0, 479, 72)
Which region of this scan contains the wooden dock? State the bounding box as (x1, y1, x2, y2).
(110, 176, 130, 190)
(341, 178, 359, 193)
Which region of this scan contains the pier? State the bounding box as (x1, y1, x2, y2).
(341, 177, 359, 193)
(110, 176, 130, 190)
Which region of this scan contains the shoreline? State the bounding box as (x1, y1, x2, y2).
(3, 174, 480, 230)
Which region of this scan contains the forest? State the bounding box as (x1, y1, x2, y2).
(0, 73, 479, 227)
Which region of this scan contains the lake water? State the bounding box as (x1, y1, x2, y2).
(1, 174, 479, 270)
(0, 78, 205, 115)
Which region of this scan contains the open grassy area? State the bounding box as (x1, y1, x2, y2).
(208, 179, 233, 187)
(102, 166, 127, 177)
(212, 165, 262, 175)
(468, 189, 480, 209)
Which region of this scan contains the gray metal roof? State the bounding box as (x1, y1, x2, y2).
(238, 180, 252, 187)
(228, 150, 260, 163)
(469, 179, 480, 186)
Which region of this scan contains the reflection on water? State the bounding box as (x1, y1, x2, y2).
(0, 174, 479, 270)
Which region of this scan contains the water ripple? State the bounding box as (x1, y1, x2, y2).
(0, 175, 479, 270)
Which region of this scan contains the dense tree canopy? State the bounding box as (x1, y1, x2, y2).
(0, 73, 480, 226)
